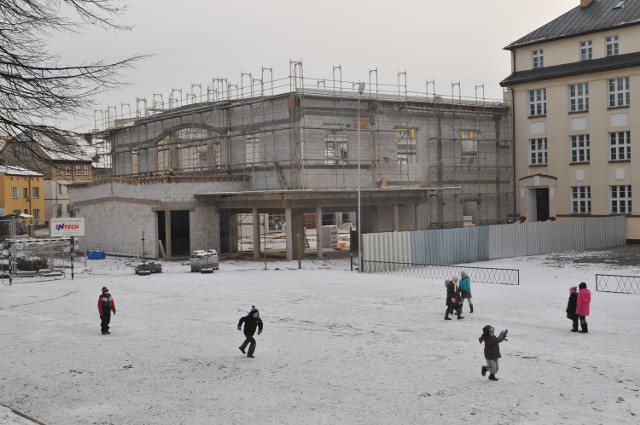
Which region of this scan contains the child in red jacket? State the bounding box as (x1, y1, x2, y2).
(576, 282, 591, 333)
(98, 287, 116, 335)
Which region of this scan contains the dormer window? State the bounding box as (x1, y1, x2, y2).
(532, 49, 544, 69)
(613, 1, 627, 10)
(606, 35, 619, 56)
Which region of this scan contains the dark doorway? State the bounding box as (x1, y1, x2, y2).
(220, 210, 231, 253)
(536, 188, 550, 221)
(171, 210, 190, 257)
(157, 211, 166, 256)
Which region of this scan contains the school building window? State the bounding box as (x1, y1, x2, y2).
(528, 138, 547, 165)
(610, 185, 632, 214)
(569, 83, 589, 112)
(11, 187, 18, 198)
(528, 89, 546, 116)
(32, 187, 39, 198)
(580, 40, 592, 61)
(532, 49, 544, 69)
(605, 35, 619, 57)
(570, 135, 590, 163)
(609, 131, 630, 161)
(608, 77, 629, 107)
(571, 186, 591, 214)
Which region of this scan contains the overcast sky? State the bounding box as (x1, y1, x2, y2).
(49, 0, 581, 131)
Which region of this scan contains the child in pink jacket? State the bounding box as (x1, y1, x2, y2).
(576, 282, 591, 333)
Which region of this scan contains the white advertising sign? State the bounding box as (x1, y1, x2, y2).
(50, 218, 85, 237)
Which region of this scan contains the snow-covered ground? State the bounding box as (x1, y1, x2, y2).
(1, 249, 639, 424)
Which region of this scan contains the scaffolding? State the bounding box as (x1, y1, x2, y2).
(89, 61, 514, 228)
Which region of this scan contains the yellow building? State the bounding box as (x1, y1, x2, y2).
(501, 0, 640, 241)
(0, 165, 45, 225)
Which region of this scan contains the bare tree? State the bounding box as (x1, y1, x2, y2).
(0, 0, 143, 162)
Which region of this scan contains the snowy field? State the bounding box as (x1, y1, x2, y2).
(1, 249, 640, 425)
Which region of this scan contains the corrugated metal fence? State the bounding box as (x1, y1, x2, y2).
(363, 216, 626, 267)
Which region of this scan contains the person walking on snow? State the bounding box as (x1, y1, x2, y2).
(445, 276, 463, 320)
(479, 325, 508, 381)
(98, 287, 116, 335)
(576, 282, 591, 333)
(566, 286, 579, 332)
(459, 271, 473, 313)
(237, 306, 263, 358)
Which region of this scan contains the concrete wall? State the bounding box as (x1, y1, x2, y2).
(71, 179, 243, 257)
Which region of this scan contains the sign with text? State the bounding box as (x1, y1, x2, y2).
(50, 218, 85, 237)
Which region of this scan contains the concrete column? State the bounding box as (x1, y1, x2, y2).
(164, 210, 172, 258)
(252, 209, 260, 259)
(292, 212, 305, 260)
(393, 204, 399, 231)
(315, 206, 323, 259)
(285, 207, 293, 260)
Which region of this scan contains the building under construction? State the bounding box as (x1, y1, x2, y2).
(70, 63, 515, 260)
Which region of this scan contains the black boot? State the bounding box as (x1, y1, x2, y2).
(470, 304, 474, 313)
(457, 308, 464, 319)
(579, 324, 588, 333)
(445, 309, 452, 320)
(488, 374, 499, 381)
(481, 366, 487, 376)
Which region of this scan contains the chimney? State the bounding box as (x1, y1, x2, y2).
(580, 0, 593, 8)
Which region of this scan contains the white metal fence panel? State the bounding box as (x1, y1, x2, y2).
(363, 216, 626, 265)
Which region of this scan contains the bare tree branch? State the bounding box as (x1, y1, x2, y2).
(0, 0, 143, 162)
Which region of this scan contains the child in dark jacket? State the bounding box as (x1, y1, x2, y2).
(566, 286, 579, 332)
(237, 306, 264, 358)
(98, 287, 116, 335)
(444, 276, 463, 320)
(479, 325, 507, 381)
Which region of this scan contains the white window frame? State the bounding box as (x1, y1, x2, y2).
(33, 209, 40, 224)
(609, 131, 631, 161)
(580, 40, 592, 61)
(532, 49, 544, 68)
(32, 187, 39, 198)
(11, 187, 18, 198)
(610, 185, 632, 214)
(570, 135, 590, 163)
(609, 77, 630, 107)
(606, 35, 619, 56)
(528, 89, 546, 116)
(528, 138, 548, 165)
(569, 83, 589, 112)
(83, 164, 89, 175)
(65, 164, 71, 175)
(324, 131, 348, 165)
(571, 186, 591, 214)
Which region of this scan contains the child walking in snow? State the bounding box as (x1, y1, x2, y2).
(576, 282, 591, 333)
(237, 306, 264, 358)
(98, 287, 116, 335)
(444, 276, 463, 320)
(479, 325, 508, 381)
(566, 286, 579, 332)
(459, 271, 473, 313)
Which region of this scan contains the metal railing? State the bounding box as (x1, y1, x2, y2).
(595, 274, 640, 294)
(362, 260, 519, 285)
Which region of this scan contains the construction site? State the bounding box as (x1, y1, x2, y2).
(70, 61, 515, 260)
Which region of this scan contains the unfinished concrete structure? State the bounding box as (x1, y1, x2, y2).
(70, 64, 515, 259)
